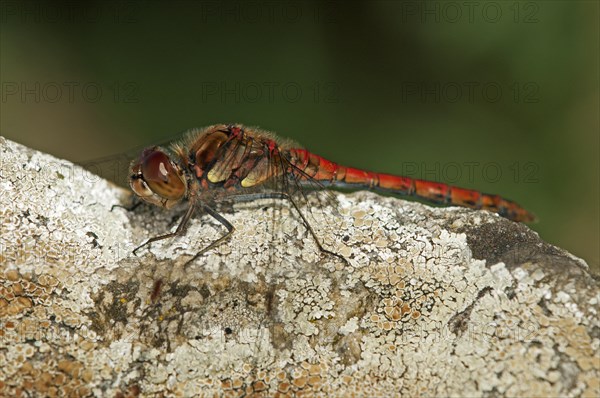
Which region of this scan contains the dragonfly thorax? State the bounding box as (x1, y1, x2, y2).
(129, 147, 187, 209)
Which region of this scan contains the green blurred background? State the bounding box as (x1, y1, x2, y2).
(1, 1, 598, 273)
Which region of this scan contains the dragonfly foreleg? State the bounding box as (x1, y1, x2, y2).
(133, 201, 196, 255)
(111, 197, 143, 213)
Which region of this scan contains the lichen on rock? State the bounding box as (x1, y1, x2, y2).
(1, 136, 598, 397)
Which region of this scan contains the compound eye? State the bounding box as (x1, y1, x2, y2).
(140, 150, 186, 200)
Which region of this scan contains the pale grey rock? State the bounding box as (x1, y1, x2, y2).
(1, 136, 598, 397)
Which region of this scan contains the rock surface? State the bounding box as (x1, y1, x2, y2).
(1, 136, 598, 397)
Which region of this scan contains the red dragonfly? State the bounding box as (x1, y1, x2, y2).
(128, 124, 535, 263)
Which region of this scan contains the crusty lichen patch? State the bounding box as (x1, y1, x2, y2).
(1, 136, 598, 397)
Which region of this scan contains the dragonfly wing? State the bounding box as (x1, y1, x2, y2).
(75, 129, 193, 189)
(273, 152, 346, 255)
(76, 152, 134, 189)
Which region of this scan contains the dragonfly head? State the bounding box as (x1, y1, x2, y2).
(129, 147, 187, 209)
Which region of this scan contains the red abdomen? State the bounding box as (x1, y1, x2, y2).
(288, 148, 535, 223)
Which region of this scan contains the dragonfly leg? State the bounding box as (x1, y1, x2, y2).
(133, 201, 196, 256)
(230, 192, 349, 266)
(111, 197, 143, 212)
(183, 204, 234, 268)
(284, 194, 349, 266)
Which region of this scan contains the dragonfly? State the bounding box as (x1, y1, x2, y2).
(125, 124, 535, 265)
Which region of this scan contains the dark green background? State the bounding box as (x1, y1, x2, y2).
(1, 1, 598, 272)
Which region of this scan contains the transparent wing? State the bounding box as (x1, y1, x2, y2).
(279, 153, 346, 249)
(231, 149, 347, 263)
(75, 129, 191, 188)
(200, 139, 346, 264)
(76, 151, 134, 188)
